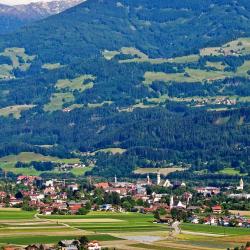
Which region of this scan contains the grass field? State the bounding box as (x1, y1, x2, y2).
(0, 210, 36, 220)
(0, 235, 121, 245)
(42, 63, 64, 70)
(0, 152, 82, 176)
(87, 101, 113, 108)
(217, 167, 247, 176)
(55, 75, 95, 92)
(181, 223, 250, 236)
(103, 47, 199, 64)
(44, 75, 96, 112)
(143, 69, 231, 85)
(0, 209, 249, 249)
(0, 47, 36, 79)
(44, 92, 75, 112)
(91, 148, 127, 155)
(0, 105, 36, 119)
(134, 167, 185, 175)
(200, 38, 250, 57)
(40, 212, 167, 233)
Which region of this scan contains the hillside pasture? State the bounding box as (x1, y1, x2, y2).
(143, 70, 224, 85)
(0, 105, 35, 119)
(103, 47, 199, 64)
(91, 148, 127, 155)
(0, 152, 81, 176)
(200, 38, 250, 57)
(44, 92, 75, 112)
(0, 152, 80, 164)
(42, 63, 64, 70)
(55, 75, 95, 92)
(0, 47, 35, 71)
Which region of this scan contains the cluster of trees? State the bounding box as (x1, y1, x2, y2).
(15, 161, 58, 171)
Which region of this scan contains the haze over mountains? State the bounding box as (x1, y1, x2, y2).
(0, 0, 85, 34)
(0, 0, 249, 178)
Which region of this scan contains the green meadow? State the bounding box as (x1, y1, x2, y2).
(0, 210, 36, 220)
(0, 235, 121, 245)
(181, 223, 250, 236)
(0, 152, 83, 176)
(0, 105, 36, 119)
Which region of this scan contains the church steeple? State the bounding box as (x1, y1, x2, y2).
(240, 178, 244, 189)
(157, 172, 161, 185)
(170, 195, 174, 209)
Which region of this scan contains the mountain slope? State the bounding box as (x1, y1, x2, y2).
(0, 0, 84, 34)
(0, 0, 249, 178)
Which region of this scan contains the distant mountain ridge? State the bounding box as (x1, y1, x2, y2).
(0, 0, 85, 34)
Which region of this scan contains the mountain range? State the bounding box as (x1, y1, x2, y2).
(0, 0, 249, 179)
(0, 0, 84, 34)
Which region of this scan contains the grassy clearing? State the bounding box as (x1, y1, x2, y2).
(55, 75, 95, 92)
(91, 148, 127, 155)
(44, 92, 75, 112)
(218, 168, 243, 176)
(206, 61, 226, 70)
(236, 60, 250, 77)
(200, 38, 250, 56)
(102, 50, 120, 60)
(143, 69, 231, 85)
(181, 223, 250, 236)
(0, 47, 36, 79)
(0, 105, 35, 119)
(134, 167, 185, 175)
(87, 101, 113, 108)
(0, 152, 80, 164)
(103, 47, 199, 64)
(0, 152, 81, 176)
(42, 63, 64, 70)
(44, 75, 96, 112)
(70, 166, 92, 176)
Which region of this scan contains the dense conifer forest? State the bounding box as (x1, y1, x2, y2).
(0, 0, 249, 178)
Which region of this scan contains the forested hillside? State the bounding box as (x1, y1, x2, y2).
(0, 0, 250, 178)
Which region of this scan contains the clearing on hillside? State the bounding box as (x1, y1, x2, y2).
(0, 105, 35, 119)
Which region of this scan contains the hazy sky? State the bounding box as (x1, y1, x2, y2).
(0, 0, 55, 5)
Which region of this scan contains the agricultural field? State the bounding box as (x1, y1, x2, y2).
(0, 152, 82, 176)
(0, 105, 36, 119)
(134, 167, 185, 175)
(0, 210, 248, 250)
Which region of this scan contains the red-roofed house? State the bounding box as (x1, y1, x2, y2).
(212, 205, 222, 214)
(95, 182, 110, 189)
